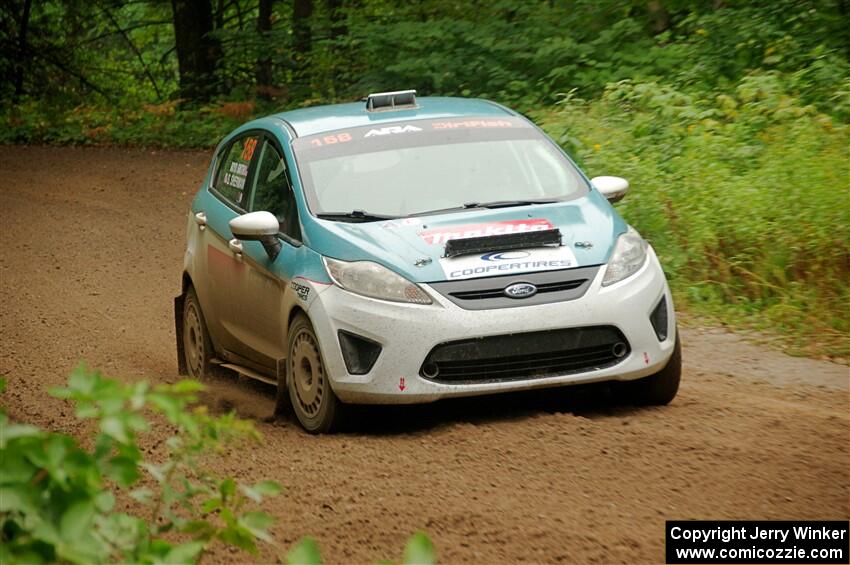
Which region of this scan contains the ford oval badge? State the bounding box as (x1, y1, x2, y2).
(504, 282, 538, 299)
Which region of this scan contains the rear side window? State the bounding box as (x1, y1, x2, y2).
(249, 142, 301, 241)
(214, 135, 260, 207)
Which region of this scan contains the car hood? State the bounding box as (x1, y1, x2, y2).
(303, 190, 627, 283)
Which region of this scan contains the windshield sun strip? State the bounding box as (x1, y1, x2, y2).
(290, 117, 589, 221)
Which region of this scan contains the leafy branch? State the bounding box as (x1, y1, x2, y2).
(0, 364, 279, 564)
(0, 367, 437, 564)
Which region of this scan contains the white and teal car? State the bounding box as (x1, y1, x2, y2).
(175, 90, 681, 433)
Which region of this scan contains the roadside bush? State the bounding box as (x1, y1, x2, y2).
(0, 366, 280, 563)
(537, 74, 850, 356)
(0, 99, 249, 148)
(0, 369, 436, 564)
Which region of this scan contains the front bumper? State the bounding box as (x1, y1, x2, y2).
(307, 247, 676, 404)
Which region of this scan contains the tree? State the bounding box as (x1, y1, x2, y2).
(292, 0, 312, 98)
(256, 0, 274, 99)
(170, 0, 221, 101)
(12, 0, 32, 101)
(647, 0, 670, 34)
(327, 0, 346, 41)
(326, 0, 347, 91)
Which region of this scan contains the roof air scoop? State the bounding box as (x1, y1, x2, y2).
(365, 90, 418, 112)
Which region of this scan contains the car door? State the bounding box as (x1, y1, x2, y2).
(197, 132, 263, 358)
(226, 136, 303, 370)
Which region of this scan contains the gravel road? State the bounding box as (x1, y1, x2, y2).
(1, 146, 847, 564)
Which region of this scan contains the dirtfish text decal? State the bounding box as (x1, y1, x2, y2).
(419, 219, 554, 246)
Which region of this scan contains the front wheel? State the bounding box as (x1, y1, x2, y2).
(182, 287, 214, 380)
(621, 330, 681, 405)
(286, 313, 342, 433)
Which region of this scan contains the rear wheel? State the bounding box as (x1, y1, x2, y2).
(182, 287, 214, 380)
(622, 330, 681, 405)
(287, 313, 341, 433)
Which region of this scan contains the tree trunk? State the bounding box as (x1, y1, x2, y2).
(292, 0, 313, 98)
(170, 0, 221, 101)
(326, 0, 346, 93)
(256, 0, 274, 99)
(838, 0, 850, 59)
(647, 0, 670, 35)
(13, 0, 33, 101)
(215, 0, 224, 30)
(327, 0, 346, 40)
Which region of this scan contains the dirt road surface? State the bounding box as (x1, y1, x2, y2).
(1, 146, 848, 564)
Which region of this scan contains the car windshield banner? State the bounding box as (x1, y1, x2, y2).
(292, 117, 536, 162)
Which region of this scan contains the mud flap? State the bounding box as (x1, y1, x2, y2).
(274, 356, 289, 416)
(174, 294, 187, 375)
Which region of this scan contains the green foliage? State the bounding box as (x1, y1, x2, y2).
(286, 537, 322, 565)
(402, 532, 437, 565)
(284, 531, 436, 565)
(0, 99, 250, 148)
(537, 74, 849, 356)
(0, 365, 280, 563)
(0, 370, 438, 564)
(4, 0, 848, 126)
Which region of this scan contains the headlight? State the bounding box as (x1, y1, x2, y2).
(602, 226, 648, 286)
(322, 257, 432, 304)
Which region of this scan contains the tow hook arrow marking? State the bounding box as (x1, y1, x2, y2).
(398, 377, 406, 391)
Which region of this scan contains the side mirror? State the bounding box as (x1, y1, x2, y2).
(229, 211, 281, 261)
(591, 176, 629, 203)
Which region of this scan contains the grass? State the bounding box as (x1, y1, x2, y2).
(536, 74, 850, 358)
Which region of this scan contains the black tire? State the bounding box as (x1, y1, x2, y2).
(286, 313, 341, 433)
(273, 366, 290, 418)
(623, 330, 681, 405)
(182, 287, 214, 380)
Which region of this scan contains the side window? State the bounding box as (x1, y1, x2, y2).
(214, 135, 260, 207)
(249, 141, 301, 241)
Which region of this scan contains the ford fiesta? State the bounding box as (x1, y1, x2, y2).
(175, 90, 681, 433)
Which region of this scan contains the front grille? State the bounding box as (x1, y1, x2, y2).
(420, 326, 629, 383)
(429, 265, 600, 310)
(449, 278, 586, 301)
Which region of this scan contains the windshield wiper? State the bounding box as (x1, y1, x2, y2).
(409, 198, 561, 217)
(316, 210, 400, 223)
(468, 198, 561, 209)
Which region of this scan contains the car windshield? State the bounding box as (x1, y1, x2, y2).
(292, 117, 589, 219)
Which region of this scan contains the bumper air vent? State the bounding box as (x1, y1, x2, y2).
(419, 326, 629, 383)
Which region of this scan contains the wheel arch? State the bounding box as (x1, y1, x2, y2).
(181, 271, 194, 294)
(276, 303, 308, 384)
(287, 303, 307, 329)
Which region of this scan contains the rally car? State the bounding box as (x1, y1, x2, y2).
(175, 90, 681, 433)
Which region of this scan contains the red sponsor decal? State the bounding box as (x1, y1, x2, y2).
(309, 132, 353, 147)
(432, 120, 513, 129)
(240, 137, 258, 161)
(419, 219, 554, 245)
